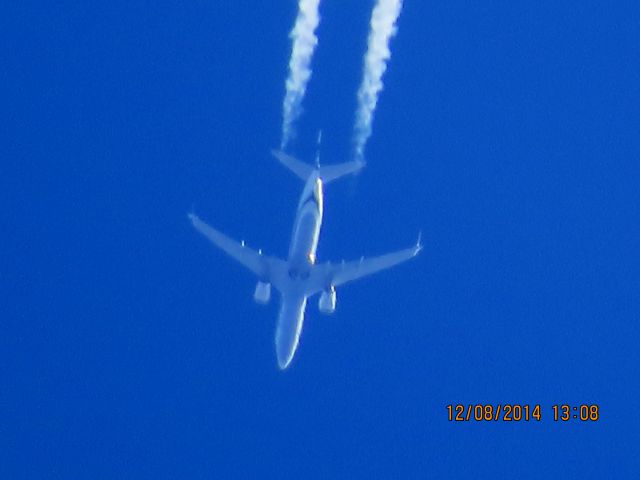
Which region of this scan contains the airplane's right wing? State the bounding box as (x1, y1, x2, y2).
(188, 213, 287, 290)
(306, 240, 422, 295)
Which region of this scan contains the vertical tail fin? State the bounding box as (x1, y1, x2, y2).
(271, 149, 365, 184)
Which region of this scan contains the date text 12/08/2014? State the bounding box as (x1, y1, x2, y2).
(446, 404, 600, 422)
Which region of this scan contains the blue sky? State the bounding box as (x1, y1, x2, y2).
(2, 1, 639, 478)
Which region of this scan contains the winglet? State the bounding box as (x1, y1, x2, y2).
(415, 230, 423, 255)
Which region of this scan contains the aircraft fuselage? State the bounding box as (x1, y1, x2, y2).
(275, 172, 324, 368)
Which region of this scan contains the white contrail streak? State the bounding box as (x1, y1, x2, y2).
(281, 0, 321, 151)
(353, 0, 403, 160)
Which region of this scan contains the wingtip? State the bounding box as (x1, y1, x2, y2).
(415, 230, 423, 255)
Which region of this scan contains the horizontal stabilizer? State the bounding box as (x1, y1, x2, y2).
(271, 149, 365, 184)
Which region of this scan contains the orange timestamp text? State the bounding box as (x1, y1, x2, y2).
(446, 404, 600, 422)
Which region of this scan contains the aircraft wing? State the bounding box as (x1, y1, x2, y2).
(188, 213, 287, 289)
(307, 240, 422, 295)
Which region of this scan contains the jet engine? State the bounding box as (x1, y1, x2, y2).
(318, 286, 336, 314)
(253, 281, 271, 304)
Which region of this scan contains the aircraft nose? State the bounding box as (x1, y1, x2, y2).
(277, 352, 293, 370)
(276, 332, 297, 370)
(275, 296, 306, 370)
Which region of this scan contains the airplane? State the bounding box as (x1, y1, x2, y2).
(188, 149, 421, 369)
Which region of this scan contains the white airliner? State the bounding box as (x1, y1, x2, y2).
(189, 149, 421, 369)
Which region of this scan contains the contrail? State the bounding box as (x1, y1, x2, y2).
(353, 0, 403, 160)
(280, 0, 322, 151)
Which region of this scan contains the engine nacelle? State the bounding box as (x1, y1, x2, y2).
(318, 286, 336, 314)
(253, 281, 271, 304)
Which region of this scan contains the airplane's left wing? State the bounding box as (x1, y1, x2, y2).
(188, 213, 287, 289)
(306, 238, 422, 295)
